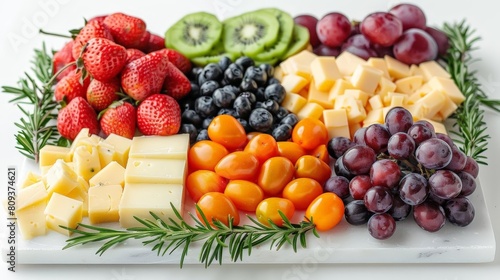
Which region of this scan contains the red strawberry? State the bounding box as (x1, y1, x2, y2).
(156, 48, 191, 73)
(57, 97, 99, 141)
(86, 78, 120, 111)
(136, 31, 151, 52)
(121, 51, 169, 101)
(99, 101, 136, 139)
(125, 48, 145, 64)
(88, 15, 108, 24)
(144, 33, 165, 53)
(103, 13, 147, 49)
(162, 62, 191, 100)
(54, 71, 90, 102)
(53, 41, 76, 82)
(82, 38, 127, 81)
(136, 94, 181, 136)
(72, 20, 113, 60)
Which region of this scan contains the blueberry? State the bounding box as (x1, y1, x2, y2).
(198, 63, 223, 85)
(218, 108, 238, 118)
(244, 66, 267, 87)
(249, 108, 274, 132)
(261, 99, 280, 115)
(212, 88, 236, 108)
(236, 118, 251, 132)
(194, 96, 218, 118)
(202, 116, 214, 129)
(196, 129, 209, 142)
(264, 84, 286, 103)
(223, 63, 243, 86)
(280, 113, 299, 127)
(181, 109, 202, 127)
(233, 96, 253, 119)
(199, 80, 219, 96)
(239, 91, 256, 105)
(188, 67, 202, 81)
(188, 82, 200, 98)
(255, 87, 266, 101)
(275, 106, 289, 120)
(259, 63, 274, 78)
(218, 56, 232, 71)
(235, 56, 254, 70)
(267, 77, 280, 85)
(179, 123, 198, 144)
(178, 97, 195, 111)
(240, 78, 258, 93)
(272, 123, 293, 141)
(222, 84, 240, 95)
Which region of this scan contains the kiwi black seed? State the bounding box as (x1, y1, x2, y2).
(165, 12, 223, 59)
(222, 10, 280, 58)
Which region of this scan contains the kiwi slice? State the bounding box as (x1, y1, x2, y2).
(191, 41, 237, 66)
(282, 24, 310, 60)
(222, 10, 280, 57)
(165, 12, 222, 59)
(253, 8, 294, 62)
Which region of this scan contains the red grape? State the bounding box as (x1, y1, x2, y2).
(463, 156, 479, 178)
(388, 195, 412, 221)
(444, 197, 475, 227)
(324, 176, 350, 199)
(327, 136, 355, 158)
(342, 145, 376, 175)
(360, 12, 403, 47)
(425, 26, 450, 56)
(415, 138, 452, 169)
(370, 159, 401, 189)
(457, 171, 476, 196)
(364, 186, 394, 214)
(316, 12, 352, 47)
(385, 107, 413, 134)
(368, 213, 396, 239)
(413, 201, 446, 232)
(429, 170, 462, 200)
(399, 173, 429, 205)
(294, 14, 321, 48)
(444, 145, 467, 172)
(313, 44, 341, 56)
(349, 175, 372, 200)
(389, 3, 427, 30)
(387, 132, 415, 160)
(345, 200, 372, 225)
(364, 123, 391, 153)
(393, 28, 438, 64)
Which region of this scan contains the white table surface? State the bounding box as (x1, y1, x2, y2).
(1, 0, 499, 279)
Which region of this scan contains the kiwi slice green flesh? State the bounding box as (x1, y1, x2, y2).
(253, 8, 294, 61)
(165, 12, 222, 59)
(282, 24, 310, 60)
(191, 53, 238, 67)
(223, 10, 280, 57)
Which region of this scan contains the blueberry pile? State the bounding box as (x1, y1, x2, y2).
(179, 56, 299, 143)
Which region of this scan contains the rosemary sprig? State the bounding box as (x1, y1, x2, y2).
(442, 20, 500, 164)
(63, 204, 318, 268)
(1, 43, 61, 162)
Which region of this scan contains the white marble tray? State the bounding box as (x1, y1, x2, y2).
(2, 159, 496, 265)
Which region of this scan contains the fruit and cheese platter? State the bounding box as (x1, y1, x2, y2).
(1, 0, 498, 268)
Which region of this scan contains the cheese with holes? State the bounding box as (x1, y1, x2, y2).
(281, 74, 309, 93)
(45, 193, 83, 236)
(119, 183, 184, 228)
(297, 102, 324, 120)
(97, 133, 132, 167)
(21, 171, 42, 189)
(89, 161, 125, 188)
(426, 77, 465, 105)
(124, 158, 187, 184)
(44, 159, 79, 197)
(73, 145, 101, 182)
(375, 77, 397, 102)
(366, 57, 390, 79)
(281, 92, 307, 114)
(308, 80, 332, 109)
(16, 182, 47, 240)
(350, 65, 383, 94)
(88, 185, 122, 224)
(328, 79, 354, 105)
(66, 176, 89, 216)
(415, 89, 446, 118)
(129, 134, 190, 159)
(344, 89, 369, 107)
(395, 75, 424, 94)
(385, 55, 410, 79)
(368, 95, 384, 110)
(336, 51, 366, 77)
(310, 56, 341, 91)
(39, 145, 71, 170)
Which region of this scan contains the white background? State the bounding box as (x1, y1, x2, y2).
(1, 0, 499, 279)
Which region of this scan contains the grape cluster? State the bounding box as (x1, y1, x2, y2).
(326, 107, 478, 240)
(179, 56, 298, 144)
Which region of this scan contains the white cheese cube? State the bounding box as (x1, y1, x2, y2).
(129, 134, 190, 160)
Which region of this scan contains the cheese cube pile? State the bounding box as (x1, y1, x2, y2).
(277, 50, 465, 139)
(15, 129, 190, 239)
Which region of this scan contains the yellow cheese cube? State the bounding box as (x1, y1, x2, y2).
(349, 122, 362, 139)
(39, 145, 71, 170)
(385, 55, 410, 79)
(273, 66, 285, 81)
(363, 108, 384, 127)
(438, 94, 458, 120)
(124, 158, 187, 184)
(97, 133, 132, 167)
(366, 57, 390, 79)
(409, 64, 423, 77)
(336, 51, 366, 77)
(129, 134, 190, 160)
(17, 181, 47, 211)
(281, 93, 308, 114)
(326, 126, 351, 140)
(328, 79, 354, 105)
(418, 60, 451, 81)
(73, 145, 101, 182)
(44, 159, 79, 197)
(89, 161, 126, 188)
(426, 77, 465, 105)
(298, 87, 309, 98)
(286, 50, 317, 80)
(424, 119, 448, 134)
(344, 89, 370, 107)
(395, 75, 424, 94)
(345, 97, 367, 124)
(368, 95, 384, 110)
(323, 109, 349, 128)
(375, 77, 397, 103)
(297, 102, 324, 120)
(88, 185, 122, 224)
(350, 65, 383, 94)
(66, 177, 89, 217)
(308, 80, 333, 109)
(16, 201, 47, 240)
(69, 128, 90, 155)
(119, 183, 184, 228)
(45, 193, 83, 236)
(406, 103, 426, 121)
(390, 95, 406, 107)
(21, 171, 42, 189)
(281, 74, 310, 93)
(310, 56, 342, 91)
(415, 89, 446, 119)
